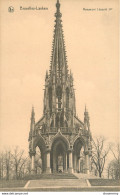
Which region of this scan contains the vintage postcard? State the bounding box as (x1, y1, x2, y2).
(0, 0, 119, 192)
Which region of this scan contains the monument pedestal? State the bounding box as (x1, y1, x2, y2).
(68, 168, 73, 173)
(46, 167, 51, 174)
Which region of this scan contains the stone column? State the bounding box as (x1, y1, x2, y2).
(68, 150, 73, 173)
(46, 150, 51, 173)
(31, 151, 36, 175)
(65, 153, 67, 172)
(85, 151, 90, 174)
(78, 157, 80, 173)
(73, 153, 77, 173)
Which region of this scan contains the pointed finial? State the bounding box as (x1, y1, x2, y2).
(56, 0, 60, 6)
(46, 70, 48, 79)
(55, 0, 61, 17)
(84, 104, 89, 118)
(31, 105, 35, 118)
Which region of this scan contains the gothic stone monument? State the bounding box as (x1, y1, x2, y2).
(28, 0, 92, 174)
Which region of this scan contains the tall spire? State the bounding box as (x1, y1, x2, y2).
(31, 106, 35, 118)
(49, 0, 68, 82)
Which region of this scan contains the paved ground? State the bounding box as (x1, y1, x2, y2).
(24, 178, 88, 189)
(1, 186, 120, 191)
(73, 173, 99, 179)
(1, 174, 119, 191)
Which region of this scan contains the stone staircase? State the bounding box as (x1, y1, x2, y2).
(24, 173, 91, 189)
(24, 178, 88, 189)
(24, 173, 77, 180)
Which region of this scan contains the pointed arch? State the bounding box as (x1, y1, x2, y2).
(33, 135, 46, 150)
(35, 146, 42, 174)
(50, 132, 70, 149)
(73, 136, 86, 173)
(73, 135, 86, 147)
(60, 112, 64, 127)
(50, 132, 70, 172)
(32, 136, 46, 172)
(56, 86, 62, 111)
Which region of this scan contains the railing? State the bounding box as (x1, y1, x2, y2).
(44, 127, 72, 133)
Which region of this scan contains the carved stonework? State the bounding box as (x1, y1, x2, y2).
(28, 0, 92, 174)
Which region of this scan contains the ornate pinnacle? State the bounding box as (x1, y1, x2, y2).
(84, 105, 90, 131)
(49, 0, 68, 81)
(56, 0, 60, 11)
(45, 70, 48, 79)
(30, 106, 35, 137)
(55, 0, 62, 18)
(31, 106, 35, 119)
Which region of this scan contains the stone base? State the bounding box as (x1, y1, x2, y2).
(68, 168, 73, 173)
(85, 169, 90, 174)
(74, 169, 77, 173)
(46, 167, 51, 174)
(64, 169, 68, 173)
(31, 169, 36, 175)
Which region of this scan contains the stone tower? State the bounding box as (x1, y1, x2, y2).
(29, 0, 92, 174)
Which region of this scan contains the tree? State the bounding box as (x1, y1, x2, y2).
(0, 152, 4, 179)
(11, 146, 28, 179)
(4, 150, 12, 180)
(25, 158, 31, 175)
(91, 136, 110, 177)
(107, 143, 120, 179)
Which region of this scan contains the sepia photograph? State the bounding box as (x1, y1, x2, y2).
(0, 0, 119, 192)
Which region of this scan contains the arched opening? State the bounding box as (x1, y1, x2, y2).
(50, 120, 54, 127)
(56, 86, 62, 111)
(66, 87, 69, 110)
(35, 147, 42, 174)
(51, 137, 69, 173)
(34, 137, 46, 173)
(64, 120, 68, 128)
(73, 137, 85, 173)
(48, 87, 52, 114)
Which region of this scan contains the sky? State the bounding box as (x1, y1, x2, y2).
(0, 0, 119, 154)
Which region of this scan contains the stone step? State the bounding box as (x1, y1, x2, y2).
(24, 178, 88, 189)
(24, 173, 77, 180)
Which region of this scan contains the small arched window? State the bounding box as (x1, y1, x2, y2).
(60, 113, 64, 127)
(56, 86, 62, 111)
(56, 114, 60, 128)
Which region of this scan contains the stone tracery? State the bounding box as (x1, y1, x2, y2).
(28, 0, 92, 174)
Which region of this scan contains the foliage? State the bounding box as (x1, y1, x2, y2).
(0, 146, 43, 180)
(107, 143, 120, 179)
(0, 146, 30, 180)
